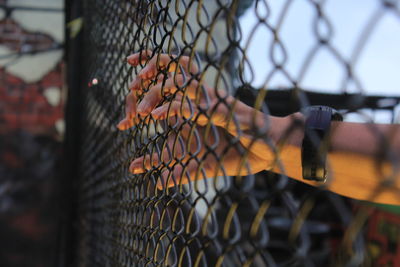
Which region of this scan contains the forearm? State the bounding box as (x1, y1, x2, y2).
(225, 98, 400, 204)
(226, 96, 400, 154)
(223, 96, 301, 144)
(331, 121, 400, 156)
(278, 117, 400, 204)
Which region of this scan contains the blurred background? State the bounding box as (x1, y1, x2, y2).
(0, 0, 65, 266)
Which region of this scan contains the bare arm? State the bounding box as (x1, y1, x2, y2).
(119, 51, 400, 205)
(231, 99, 400, 205)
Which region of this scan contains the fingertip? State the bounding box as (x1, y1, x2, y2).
(117, 121, 126, 131)
(151, 107, 165, 119)
(127, 50, 153, 66)
(129, 79, 139, 90)
(126, 56, 136, 65)
(137, 111, 150, 118)
(131, 168, 145, 174)
(117, 118, 135, 130)
(129, 161, 145, 174)
(138, 70, 146, 79)
(137, 102, 151, 117)
(126, 108, 136, 119)
(138, 66, 153, 79)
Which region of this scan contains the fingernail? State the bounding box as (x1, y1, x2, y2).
(117, 118, 135, 130)
(137, 102, 149, 115)
(126, 55, 136, 64)
(139, 66, 152, 79)
(132, 168, 144, 174)
(138, 71, 146, 79)
(129, 163, 144, 174)
(151, 108, 163, 119)
(129, 79, 140, 90)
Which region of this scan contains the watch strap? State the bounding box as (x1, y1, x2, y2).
(301, 106, 343, 182)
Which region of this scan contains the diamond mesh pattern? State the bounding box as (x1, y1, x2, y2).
(75, 1, 400, 266)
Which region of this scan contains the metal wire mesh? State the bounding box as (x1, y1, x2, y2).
(75, 0, 400, 266)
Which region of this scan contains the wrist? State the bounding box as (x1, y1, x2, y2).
(223, 96, 257, 132)
(271, 113, 305, 147)
(224, 98, 305, 147)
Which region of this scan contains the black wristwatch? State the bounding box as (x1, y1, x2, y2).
(301, 106, 343, 182)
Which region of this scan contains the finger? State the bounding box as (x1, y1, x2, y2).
(126, 50, 153, 66)
(117, 117, 141, 131)
(151, 100, 195, 121)
(136, 85, 162, 116)
(129, 78, 151, 91)
(138, 54, 199, 80)
(129, 73, 166, 91)
(117, 91, 137, 130)
(129, 154, 163, 174)
(157, 159, 204, 190)
(129, 134, 186, 173)
(125, 91, 137, 119)
(151, 98, 220, 128)
(117, 117, 134, 131)
(137, 75, 199, 116)
(164, 74, 199, 99)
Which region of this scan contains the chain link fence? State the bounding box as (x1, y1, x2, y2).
(73, 0, 400, 266)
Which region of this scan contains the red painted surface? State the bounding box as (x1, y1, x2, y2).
(0, 13, 64, 267)
(0, 64, 64, 134)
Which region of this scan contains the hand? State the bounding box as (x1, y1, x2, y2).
(118, 50, 235, 128)
(117, 50, 276, 189)
(114, 51, 400, 204)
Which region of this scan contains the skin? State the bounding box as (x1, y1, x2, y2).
(117, 51, 400, 205)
